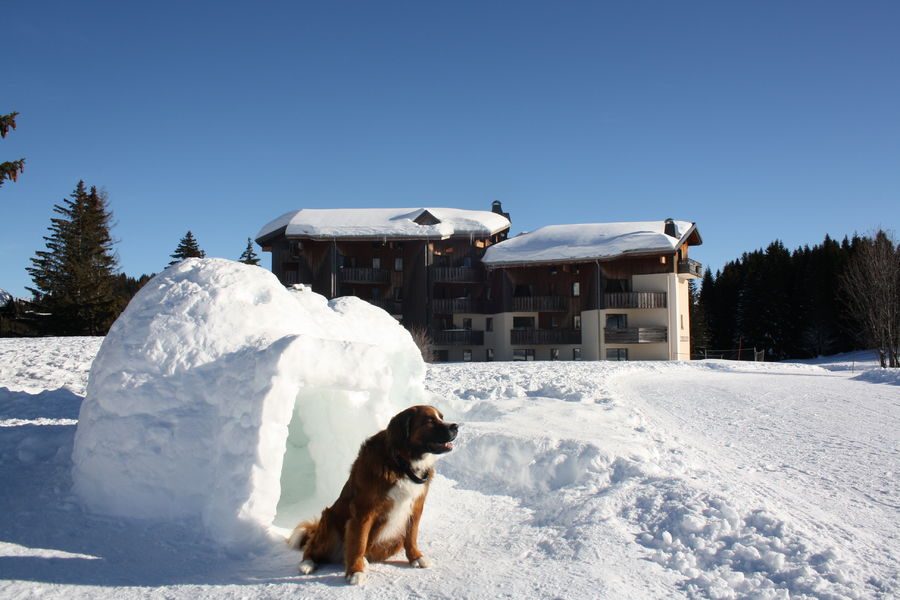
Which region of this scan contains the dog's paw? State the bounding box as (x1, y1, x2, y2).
(298, 559, 316, 575)
(410, 556, 432, 568)
(346, 571, 367, 585)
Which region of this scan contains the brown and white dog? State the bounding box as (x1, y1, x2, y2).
(287, 405, 459, 585)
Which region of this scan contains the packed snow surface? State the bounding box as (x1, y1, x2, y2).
(256, 207, 510, 241)
(71, 258, 426, 547)
(1, 336, 898, 598)
(482, 219, 696, 266)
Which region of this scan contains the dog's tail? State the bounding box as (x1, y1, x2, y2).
(286, 519, 319, 551)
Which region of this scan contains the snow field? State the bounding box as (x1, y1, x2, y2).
(428, 361, 897, 599)
(1, 325, 897, 597)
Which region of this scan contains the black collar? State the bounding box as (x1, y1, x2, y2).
(394, 455, 429, 485)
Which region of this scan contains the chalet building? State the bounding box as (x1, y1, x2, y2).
(256, 204, 702, 362)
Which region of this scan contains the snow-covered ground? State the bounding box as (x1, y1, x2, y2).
(1, 338, 898, 599)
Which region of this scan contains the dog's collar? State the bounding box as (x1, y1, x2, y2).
(394, 456, 429, 485)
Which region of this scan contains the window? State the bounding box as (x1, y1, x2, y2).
(288, 241, 303, 258)
(434, 350, 449, 362)
(607, 348, 628, 361)
(393, 287, 403, 301)
(572, 282, 580, 297)
(371, 287, 381, 300)
(550, 348, 559, 361)
(486, 317, 493, 332)
(394, 257, 403, 271)
(513, 349, 535, 361)
(606, 314, 627, 329)
(463, 350, 472, 362)
(605, 279, 631, 293)
(462, 318, 472, 330)
(486, 348, 494, 362)
(513, 316, 535, 330)
(573, 348, 582, 361)
(573, 315, 582, 330)
(550, 316, 559, 329)
(372, 257, 381, 269)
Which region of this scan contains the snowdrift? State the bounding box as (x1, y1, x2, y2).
(71, 258, 426, 548)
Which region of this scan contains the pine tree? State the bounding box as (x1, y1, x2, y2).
(169, 231, 205, 266)
(1, 111, 25, 188)
(27, 181, 119, 334)
(238, 237, 260, 265)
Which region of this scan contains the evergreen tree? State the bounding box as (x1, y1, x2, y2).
(688, 278, 709, 357)
(26, 181, 119, 334)
(169, 231, 205, 266)
(238, 237, 260, 265)
(1, 111, 25, 188)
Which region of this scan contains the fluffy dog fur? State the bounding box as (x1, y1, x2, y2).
(287, 405, 458, 585)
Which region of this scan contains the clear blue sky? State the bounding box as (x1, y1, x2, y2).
(3, 1, 898, 298)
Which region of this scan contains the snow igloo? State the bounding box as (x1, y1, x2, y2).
(72, 258, 428, 548)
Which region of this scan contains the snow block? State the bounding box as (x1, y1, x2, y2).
(72, 258, 426, 548)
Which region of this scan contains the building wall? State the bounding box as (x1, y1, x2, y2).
(261, 230, 698, 363)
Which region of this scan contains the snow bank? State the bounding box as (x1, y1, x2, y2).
(71, 258, 426, 548)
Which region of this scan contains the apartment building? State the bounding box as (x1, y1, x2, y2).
(256, 204, 702, 362)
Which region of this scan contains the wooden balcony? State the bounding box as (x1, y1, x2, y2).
(433, 329, 485, 346)
(431, 267, 483, 283)
(511, 328, 582, 345)
(511, 296, 569, 312)
(432, 298, 483, 314)
(678, 258, 703, 278)
(604, 327, 668, 344)
(339, 267, 390, 284)
(604, 292, 667, 309)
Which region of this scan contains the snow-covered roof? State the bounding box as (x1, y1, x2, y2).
(256, 207, 510, 242)
(482, 220, 699, 266)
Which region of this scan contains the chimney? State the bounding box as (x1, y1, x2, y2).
(664, 218, 678, 238)
(491, 200, 510, 222)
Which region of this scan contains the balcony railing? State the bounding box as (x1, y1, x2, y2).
(431, 267, 483, 283)
(339, 267, 390, 284)
(604, 292, 667, 309)
(678, 258, 703, 278)
(432, 298, 483, 314)
(604, 327, 668, 344)
(511, 328, 582, 345)
(511, 296, 569, 312)
(432, 329, 485, 346)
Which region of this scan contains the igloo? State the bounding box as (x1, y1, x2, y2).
(72, 258, 428, 548)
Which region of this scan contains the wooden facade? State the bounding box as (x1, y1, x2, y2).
(258, 213, 702, 362)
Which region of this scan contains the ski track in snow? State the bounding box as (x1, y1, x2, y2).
(1, 338, 898, 599)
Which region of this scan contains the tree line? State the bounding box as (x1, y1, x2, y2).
(692, 231, 899, 367)
(1, 181, 262, 337)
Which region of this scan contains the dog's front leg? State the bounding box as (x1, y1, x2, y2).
(405, 493, 431, 568)
(344, 510, 375, 585)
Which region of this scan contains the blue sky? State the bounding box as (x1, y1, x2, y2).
(3, 1, 898, 298)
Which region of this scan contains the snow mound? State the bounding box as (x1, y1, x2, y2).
(72, 258, 426, 548)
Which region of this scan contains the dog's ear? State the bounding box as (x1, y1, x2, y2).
(387, 407, 414, 448)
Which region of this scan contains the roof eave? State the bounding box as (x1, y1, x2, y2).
(483, 247, 679, 269)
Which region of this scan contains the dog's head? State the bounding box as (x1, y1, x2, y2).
(387, 405, 459, 458)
